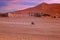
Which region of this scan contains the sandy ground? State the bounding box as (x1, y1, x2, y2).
(0, 17, 60, 40)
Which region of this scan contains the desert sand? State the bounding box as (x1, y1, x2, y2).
(0, 17, 60, 40)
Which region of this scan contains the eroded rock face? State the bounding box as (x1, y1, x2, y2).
(8, 2, 60, 18)
(0, 13, 8, 17)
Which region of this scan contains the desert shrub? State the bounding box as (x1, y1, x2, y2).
(34, 13, 41, 17)
(58, 16, 60, 18)
(52, 16, 56, 18)
(0, 13, 8, 17)
(42, 14, 51, 16)
(31, 22, 35, 25)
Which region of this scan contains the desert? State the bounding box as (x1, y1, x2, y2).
(0, 2, 60, 40)
(0, 17, 60, 40)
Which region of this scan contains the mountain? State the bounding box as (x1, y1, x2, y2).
(10, 2, 60, 17)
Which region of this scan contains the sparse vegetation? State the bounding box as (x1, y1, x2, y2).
(31, 22, 35, 25)
(42, 14, 51, 16)
(52, 16, 56, 18)
(0, 13, 8, 17)
(34, 13, 41, 17)
(58, 16, 60, 18)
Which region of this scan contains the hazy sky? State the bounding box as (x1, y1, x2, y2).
(0, 0, 60, 12)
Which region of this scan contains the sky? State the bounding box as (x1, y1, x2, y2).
(0, 0, 60, 12)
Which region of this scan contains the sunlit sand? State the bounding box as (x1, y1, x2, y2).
(0, 17, 60, 40)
